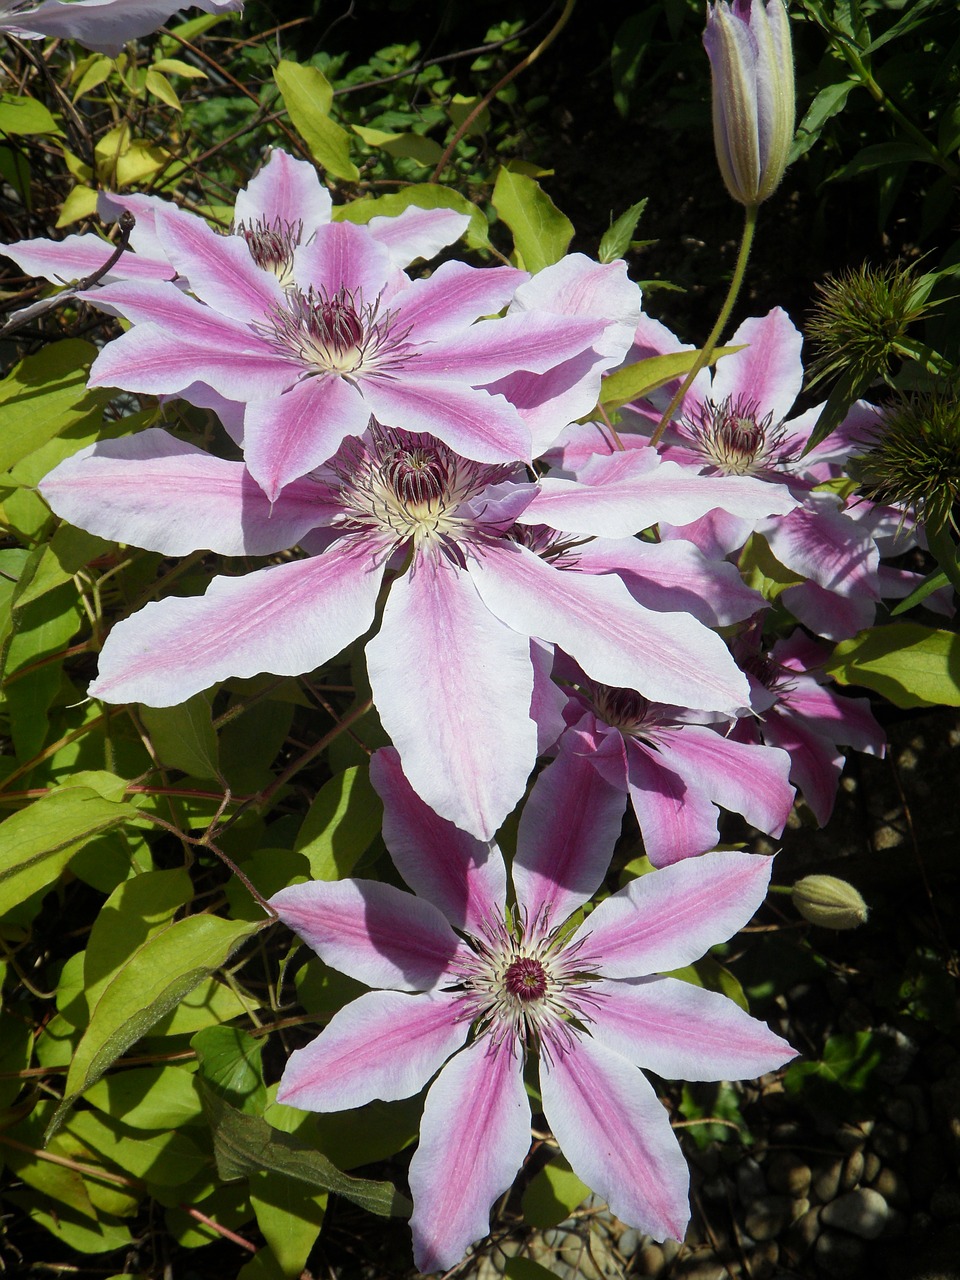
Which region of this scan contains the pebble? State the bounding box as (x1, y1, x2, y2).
(863, 1150, 881, 1183)
(635, 1244, 664, 1275)
(789, 1205, 823, 1253)
(883, 1095, 916, 1132)
(836, 1121, 870, 1153)
(872, 1120, 909, 1160)
(748, 1240, 780, 1279)
(814, 1228, 866, 1278)
(813, 1157, 843, 1203)
(674, 1260, 724, 1280)
(872, 1165, 909, 1210)
(616, 1228, 641, 1260)
(660, 1238, 681, 1264)
(821, 1187, 889, 1239)
(737, 1155, 767, 1205)
(745, 1195, 794, 1242)
(767, 1151, 812, 1197)
(931, 1182, 960, 1222)
(880, 1207, 908, 1240)
(908, 1132, 946, 1200)
(841, 1150, 864, 1192)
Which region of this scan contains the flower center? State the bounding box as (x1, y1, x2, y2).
(264, 286, 411, 379)
(503, 956, 548, 1001)
(685, 395, 794, 476)
(232, 216, 300, 285)
(593, 684, 651, 733)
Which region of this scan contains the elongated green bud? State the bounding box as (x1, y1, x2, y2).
(792, 875, 869, 930)
(703, 0, 795, 207)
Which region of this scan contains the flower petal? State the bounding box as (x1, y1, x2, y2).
(409, 1040, 529, 1274)
(90, 539, 385, 706)
(389, 260, 524, 341)
(513, 748, 625, 934)
(234, 148, 333, 233)
(368, 206, 471, 268)
(624, 741, 720, 868)
(467, 541, 750, 715)
(39, 428, 328, 556)
(6, 0, 241, 56)
(589, 975, 796, 1080)
(414, 312, 609, 382)
(712, 308, 803, 424)
(370, 746, 508, 934)
(154, 204, 286, 318)
(271, 879, 464, 991)
(540, 1035, 689, 1242)
(366, 557, 537, 840)
(573, 850, 774, 976)
(4, 233, 173, 284)
(277, 989, 467, 1112)
(292, 220, 395, 300)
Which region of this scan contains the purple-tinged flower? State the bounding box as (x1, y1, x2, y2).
(270, 748, 796, 1273)
(733, 629, 886, 825)
(0, 0, 241, 56)
(4, 149, 467, 295)
(39, 422, 769, 838)
(78, 217, 630, 496)
(703, 0, 795, 207)
(541, 679, 794, 866)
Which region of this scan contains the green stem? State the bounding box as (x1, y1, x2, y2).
(924, 521, 960, 596)
(651, 203, 759, 447)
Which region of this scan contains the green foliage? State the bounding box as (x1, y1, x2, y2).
(824, 622, 960, 707)
(521, 1155, 589, 1229)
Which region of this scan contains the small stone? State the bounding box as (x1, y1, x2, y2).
(862, 1150, 881, 1183)
(767, 1151, 812, 1197)
(745, 1195, 794, 1242)
(840, 1150, 864, 1192)
(701, 1174, 728, 1202)
(674, 1261, 724, 1280)
(872, 1121, 908, 1161)
(737, 1155, 767, 1205)
(813, 1157, 843, 1203)
(900, 1082, 930, 1133)
(814, 1228, 866, 1278)
(660, 1238, 681, 1263)
(636, 1244, 664, 1275)
(880, 1208, 908, 1240)
(836, 1122, 869, 1153)
(931, 1182, 960, 1222)
(883, 1095, 916, 1132)
(616, 1228, 641, 1261)
(747, 1240, 780, 1280)
(908, 1133, 946, 1200)
(821, 1188, 889, 1240)
(872, 1166, 909, 1210)
(789, 1205, 822, 1253)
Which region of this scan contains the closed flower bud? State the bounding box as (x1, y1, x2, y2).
(703, 0, 796, 207)
(792, 875, 869, 930)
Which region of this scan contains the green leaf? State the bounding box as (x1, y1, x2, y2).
(13, 524, 110, 610)
(790, 79, 857, 163)
(785, 1030, 884, 1096)
(140, 693, 219, 779)
(144, 69, 182, 111)
(352, 124, 444, 165)
(832, 141, 933, 181)
(491, 168, 573, 273)
(666, 956, 749, 1012)
(0, 340, 110, 473)
(53, 914, 264, 1133)
(505, 1260, 564, 1280)
(802, 359, 878, 454)
(521, 1155, 589, 1229)
(250, 1172, 326, 1278)
(295, 766, 382, 880)
(273, 61, 359, 182)
(891, 568, 950, 615)
(84, 1065, 202, 1129)
(63, 1108, 209, 1187)
(0, 93, 61, 135)
(0, 787, 138, 913)
(199, 1084, 411, 1218)
(599, 345, 744, 413)
(598, 199, 648, 263)
(824, 622, 960, 708)
(193, 1025, 266, 1116)
(4, 579, 83, 761)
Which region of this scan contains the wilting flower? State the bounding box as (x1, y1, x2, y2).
(703, 0, 795, 207)
(732, 629, 886, 825)
(541, 678, 794, 865)
(270, 748, 796, 1273)
(39, 421, 789, 837)
(0, 0, 241, 55)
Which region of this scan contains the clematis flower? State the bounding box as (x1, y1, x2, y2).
(37, 421, 798, 837)
(73, 213, 635, 496)
(540, 678, 795, 866)
(732, 629, 886, 825)
(0, 0, 241, 56)
(4, 148, 468, 296)
(270, 747, 796, 1273)
(703, 0, 795, 207)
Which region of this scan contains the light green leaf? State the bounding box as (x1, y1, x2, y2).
(599, 345, 744, 412)
(598, 198, 648, 263)
(666, 956, 750, 1012)
(273, 61, 359, 182)
(505, 1260, 564, 1280)
(2, 1189, 132, 1253)
(352, 124, 444, 164)
(295, 766, 382, 880)
(824, 623, 960, 708)
(3, 579, 82, 761)
(492, 168, 573, 273)
(13, 524, 110, 610)
(72, 56, 115, 102)
(140, 692, 219, 779)
(199, 1084, 411, 1218)
(0, 93, 61, 135)
(64, 1108, 209, 1187)
(53, 913, 265, 1132)
(250, 1172, 326, 1278)
(521, 1155, 589, 1229)
(56, 185, 100, 227)
(0, 787, 138, 913)
(85, 1065, 203, 1129)
(0, 339, 109, 472)
(193, 1024, 266, 1115)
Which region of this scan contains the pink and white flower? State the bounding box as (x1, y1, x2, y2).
(270, 748, 796, 1273)
(40, 422, 782, 838)
(0, 0, 241, 55)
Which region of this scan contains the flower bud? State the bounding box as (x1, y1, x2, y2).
(703, 0, 796, 207)
(791, 875, 869, 930)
